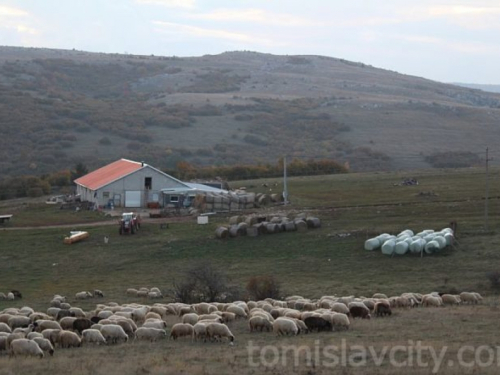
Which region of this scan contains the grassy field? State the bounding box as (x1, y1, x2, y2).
(1, 167, 500, 373)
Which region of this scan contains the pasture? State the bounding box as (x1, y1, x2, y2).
(1, 167, 500, 374)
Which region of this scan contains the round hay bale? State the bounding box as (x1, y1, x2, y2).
(229, 216, 242, 226)
(364, 238, 380, 251)
(229, 225, 244, 237)
(270, 194, 279, 202)
(284, 221, 296, 232)
(245, 216, 258, 226)
(294, 219, 308, 232)
(266, 223, 280, 234)
(258, 194, 270, 205)
(215, 227, 229, 239)
(306, 217, 321, 229)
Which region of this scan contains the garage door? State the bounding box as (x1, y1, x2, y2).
(125, 191, 141, 208)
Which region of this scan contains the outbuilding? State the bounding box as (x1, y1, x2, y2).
(74, 159, 190, 208)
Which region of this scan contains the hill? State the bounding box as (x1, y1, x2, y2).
(1, 46, 500, 178)
(453, 83, 500, 94)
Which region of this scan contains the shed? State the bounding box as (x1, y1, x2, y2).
(74, 159, 189, 208)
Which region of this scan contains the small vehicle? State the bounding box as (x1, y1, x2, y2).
(119, 212, 141, 235)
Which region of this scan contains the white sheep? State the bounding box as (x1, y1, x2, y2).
(46, 307, 61, 319)
(100, 324, 128, 344)
(41, 329, 61, 346)
(331, 303, 350, 315)
(0, 293, 6, 300)
(58, 330, 81, 348)
(34, 320, 62, 332)
(273, 318, 298, 336)
(82, 329, 106, 345)
(9, 338, 44, 358)
(459, 292, 478, 304)
(8, 316, 30, 330)
(27, 332, 43, 340)
(0, 336, 7, 352)
(69, 307, 86, 318)
(422, 296, 442, 307)
(248, 316, 273, 332)
(7, 293, 14, 301)
(206, 323, 235, 342)
(98, 310, 114, 320)
(170, 323, 194, 341)
(144, 312, 162, 321)
(59, 317, 77, 331)
(142, 319, 167, 330)
(225, 305, 247, 319)
(32, 337, 55, 356)
(441, 294, 461, 306)
(331, 313, 350, 331)
(75, 291, 93, 300)
(135, 327, 167, 341)
(126, 288, 138, 296)
(0, 322, 12, 333)
(181, 313, 199, 326)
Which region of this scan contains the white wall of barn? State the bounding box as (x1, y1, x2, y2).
(77, 166, 188, 208)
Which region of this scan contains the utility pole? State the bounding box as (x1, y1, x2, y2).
(485, 147, 491, 231)
(283, 156, 288, 205)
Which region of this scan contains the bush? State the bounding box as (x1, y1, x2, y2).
(173, 263, 230, 303)
(487, 271, 500, 289)
(246, 275, 281, 300)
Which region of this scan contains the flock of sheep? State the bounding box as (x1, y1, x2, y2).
(0, 288, 483, 358)
(0, 290, 22, 301)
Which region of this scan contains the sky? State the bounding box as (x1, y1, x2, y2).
(1, 0, 499, 84)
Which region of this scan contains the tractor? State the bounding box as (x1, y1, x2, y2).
(119, 212, 141, 235)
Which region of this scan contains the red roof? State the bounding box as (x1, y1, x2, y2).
(74, 159, 143, 190)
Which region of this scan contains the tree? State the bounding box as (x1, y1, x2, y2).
(70, 162, 89, 182)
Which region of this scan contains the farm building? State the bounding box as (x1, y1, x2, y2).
(74, 159, 228, 209)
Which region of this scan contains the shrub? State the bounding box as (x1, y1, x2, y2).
(246, 275, 281, 300)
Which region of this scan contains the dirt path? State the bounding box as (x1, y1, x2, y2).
(0, 216, 193, 231)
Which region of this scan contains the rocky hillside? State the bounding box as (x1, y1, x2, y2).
(1, 46, 500, 177)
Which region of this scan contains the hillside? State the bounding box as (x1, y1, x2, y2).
(1, 46, 500, 178)
(453, 83, 500, 94)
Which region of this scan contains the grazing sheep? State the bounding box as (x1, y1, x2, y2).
(206, 323, 235, 342)
(226, 305, 247, 319)
(33, 320, 62, 332)
(249, 316, 273, 332)
(179, 306, 196, 316)
(32, 337, 54, 356)
(13, 324, 34, 335)
(372, 293, 388, 299)
(131, 307, 149, 324)
(137, 291, 148, 298)
(58, 330, 81, 348)
(292, 318, 309, 334)
(90, 316, 102, 324)
(362, 299, 375, 311)
(82, 329, 106, 345)
(473, 292, 483, 303)
(9, 339, 43, 358)
(27, 332, 44, 340)
(93, 290, 104, 298)
(441, 294, 461, 306)
(349, 306, 371, 319)
(0, 322, 12, 333)
(59, 317, 77, 331)
(331, 303, 350, 315)
(100, 324, 128, 344)
(144, 312, 162, 321)
(8, 316, 31, 330)
(135, 327, 167, 342)
(7, 333, 26, 349)
(0, 315, 12, 325)
(7, 293, 15, 301)
(69, 307, 86, 318)
(273, 318, 299, 336)
(221, 312, 236, 324)
(98, 310, 114, 320)
(73, 318, 93, 335)
(422, 296, 443, 307)
(331, 313, 350, 330)
(170, 323, 194, 341)
(304, 316, 332, 333)
(142, 319, 167, 330)
(57, 309, 72, 320)
(126, 288, 138, 297)
(41, 329, 61, 346)
(29, 313, 52, 323)
(374, 302, 392, 317)
(19, 307, 34, 316)
(0, 293, 6, 300)
(75, 291, 93, 300)
(182, 313, 199, 326)
(459, 292, 478, 305)
(60, 303, 72, 310)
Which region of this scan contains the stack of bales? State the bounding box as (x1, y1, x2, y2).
(215, 213, 321, 239)
(192, 191, 284, 213)
(364, 228, 454, 256)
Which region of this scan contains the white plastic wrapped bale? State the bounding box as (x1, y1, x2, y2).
(381, 240, 396, 255)
(424, 241, 440, 254)
(423, 234, 435, 243)
(434, 236, 446, 249)
(444, 233, 454, 246)
(394, 241, 409, 255)
(441, 228, 453, 234)
(409, 239, 425, 254)
(398, 229, 414, 237)
(376, 234, 393, 243)
(364, 238, 381, 251)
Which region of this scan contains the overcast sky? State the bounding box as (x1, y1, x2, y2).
(1, 0, 499, 84)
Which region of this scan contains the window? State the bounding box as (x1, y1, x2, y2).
(170, 195, 179, 203)
(145, 177, 152, 190)
(103, 192, 110, 198)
